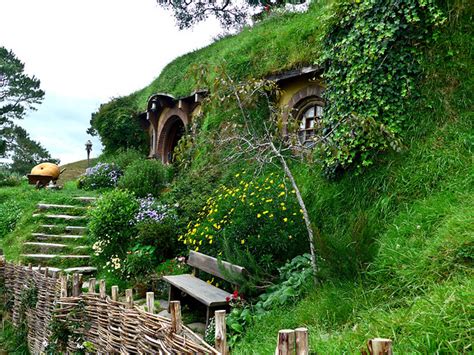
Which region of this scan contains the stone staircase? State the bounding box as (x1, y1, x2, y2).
(20, 197, 98, 274)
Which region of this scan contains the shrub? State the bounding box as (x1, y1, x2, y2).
(179, 172, 308, 276)
(134, 195, 180, 262)
(88, 190, 139, 273)
(118, 159, 170, 197)
(100, 148, 143, 170)
(78, 162, 122, 190)
(0, 169, 22, 187)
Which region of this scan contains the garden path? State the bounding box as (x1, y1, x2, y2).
(20, 196, 97, 274)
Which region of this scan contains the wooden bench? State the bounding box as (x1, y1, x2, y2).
(162, 251, 245, 326)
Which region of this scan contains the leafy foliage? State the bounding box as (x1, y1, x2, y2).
(0, 168, 22, 187)
(118, 159, 171, 198)
(319, 0, 446, 175)
(0, 199, 23, 239)
(87, 96, 148, 155)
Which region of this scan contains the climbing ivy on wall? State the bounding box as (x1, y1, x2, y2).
(319, 0, 446, 176)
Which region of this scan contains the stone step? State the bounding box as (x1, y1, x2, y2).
(33, 214, 87, 221)
(21, 254, 90, 259)
(24, 242, 67, 248)
(32, 233, 84, 240)
(74, 197, 97, 204)
(39, 225, 88, 234)
(37, 203, 86, 211)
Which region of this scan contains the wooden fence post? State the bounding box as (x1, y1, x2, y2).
(215, 310, 227, 355)
(60, 274, 68, 298)
(295, 328, 308, 355)
(111, 285, 119, 301)
(99, 279, 106, 299)
(276, 329, 295, 355)
(170, 301, 182, 333)
(44, 267, 49, 277)
(125, 288, 133, 309)
(72, 273, 82, 297)
(367, 338, 392, 355)
(146, 292, 154, 314)
(88, 278, 96, 293)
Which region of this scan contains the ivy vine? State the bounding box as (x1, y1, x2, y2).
(319, 0, 446, 176)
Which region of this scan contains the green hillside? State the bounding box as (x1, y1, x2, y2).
(8, 0, 473, 353)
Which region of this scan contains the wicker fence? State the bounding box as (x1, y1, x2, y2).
(0, 258, 218, 354)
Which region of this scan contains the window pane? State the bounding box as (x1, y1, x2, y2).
(305, 106, 315, 118)
(316, 106, 323, 117)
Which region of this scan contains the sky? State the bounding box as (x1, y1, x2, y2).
(0, 0, 222, 164)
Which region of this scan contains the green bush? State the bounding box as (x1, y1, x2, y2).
(88, 189, 139, 273)
(0, 169, 22, 187)
(118, 159, 170, 198)
(100, 148, 143, 170)
(180, 172, 308, 276)
(77, 162, 122, 190)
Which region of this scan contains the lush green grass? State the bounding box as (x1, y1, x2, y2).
(58, 158, 97, 185)
(126, 0, 333, 107)
(232, 1, 473, 352)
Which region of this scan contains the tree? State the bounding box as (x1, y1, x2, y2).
(2, 125, 59, 175)
(0, 46, 45, 157)
(87, 96, 148, 155)
(156, 0, 306, 29)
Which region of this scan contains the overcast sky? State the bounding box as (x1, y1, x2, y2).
(0, 0, 221, 164)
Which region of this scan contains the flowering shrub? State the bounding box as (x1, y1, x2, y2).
(135, 195, 176, 223)
(88, 190, 139, 274)
(179, 172, 308, 274)
(78, 162, 122, 190)
(89, 191, 179, 278)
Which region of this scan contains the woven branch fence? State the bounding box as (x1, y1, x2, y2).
(0, 258, 219, 354)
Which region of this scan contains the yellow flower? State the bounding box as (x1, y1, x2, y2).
(265, 199, 273, 203)
(257, 213, 262, 218)
(241, 239, 245, 244)
(278, 191, 285, 197)
(235, 173, 240, 177)
(263, 210, 269, 215)
(269, 214, 274, 218)
(195, 247, 199, 252)
(209, 240, 213, 244)
(283, 218, 288, 222)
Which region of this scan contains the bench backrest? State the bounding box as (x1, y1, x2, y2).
(188, 251, 245, 283)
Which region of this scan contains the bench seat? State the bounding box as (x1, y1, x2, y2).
(162, 274, 231, 307)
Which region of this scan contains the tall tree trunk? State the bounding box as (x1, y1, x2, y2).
(270, 142, 318, 284)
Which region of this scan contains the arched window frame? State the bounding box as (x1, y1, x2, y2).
(294, 99, 324, 147)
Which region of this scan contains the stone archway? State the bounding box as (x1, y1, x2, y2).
(157, 115, 186, 164)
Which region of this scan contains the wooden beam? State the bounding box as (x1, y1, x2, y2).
(276, 329, 295, 355)
(295, 328, 308, 355)
(215, 310, 227, 355)
(125, 288, 134, 309)
(88, 278, 96, 293)
(72, 273, 81, 296)
(146, 292, 155, 314)
(368, 338, 392, 355)
(111, 285, 119, 301)
(99, 279, 106, 299)
(170, 301, 182, 333)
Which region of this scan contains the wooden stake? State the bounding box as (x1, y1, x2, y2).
(99, 279, 106, 299)
(146, 292, 154, 314)
(72, 273, 81, 297)
(44, 267, 49, 277)
(88, 278, 96, 293)
(215, 310, 227, 355)
(170, 301, 182, 333)
(60, 274, 68, 298)
(295, 328, 309, 355)
(367, 338, 393, 355)
(111, 285, 119, 301)
(125, 288, 133, 309)
(276, 329, 295, 355)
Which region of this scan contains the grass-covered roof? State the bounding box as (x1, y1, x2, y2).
(131, 1, 334, 107)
